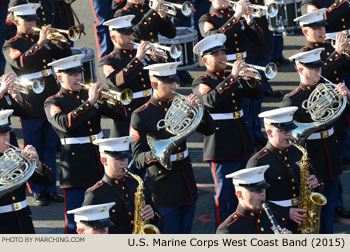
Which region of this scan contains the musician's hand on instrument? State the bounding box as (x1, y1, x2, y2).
(37, 25, 51, 47)
(23, 145, 39, 162)
(281, 228, 292, 234)
(289, 207, 307, 225)
(8, 88, 23, 104)
(0, 72, 16, 97)
(243, 5, 254, 25)
(231, 59, 245, 79)
(307, 174, 318, 189)
(136, 41, 152, 60)
(88, 82, 102, 105)
(336, 82, 350, 98)
(335, 32, 347, 55)
(187, 94, 203, 108)
(141, 205, 155, 220)
(234, 0, 248, 20)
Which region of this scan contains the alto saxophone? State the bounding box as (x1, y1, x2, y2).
(125, 168, 160, 234)
(290, 142, 326, 234)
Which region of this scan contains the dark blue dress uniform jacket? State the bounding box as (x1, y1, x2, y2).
(114, 2, 176, 43)
(83, 174, 162, 234)
(99, 48, 157, 137)
(216, 204, 281, 234)
(192, 71, 264, 161)
(281, 83, 342, 181)
(44, 87, 127, 188)
(130, 96, 215, 207)
(0, 158, 54, 234)
(2, 32, 71, 116)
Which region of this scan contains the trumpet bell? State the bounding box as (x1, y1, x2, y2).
(31, 78, 45, 94)
(181, 1, 194, 17)
(265, 62, 277, 79)
(119, 88, 133, 106)
(267, 3, 278, 18)
(67, 26, 81, 41)
(169, 44, 182, 59)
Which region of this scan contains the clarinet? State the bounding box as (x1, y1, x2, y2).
(261, 201, 282, 234)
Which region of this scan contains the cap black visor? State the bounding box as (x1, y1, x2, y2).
(58, 66, 84, 74)
(153, 75, 179, 83)
(0, 124, 13, 134)
(201, 45, 226, 57)
(271, 121, 297, 131)
(300, 60, 324, 69)
(303, 20, 327, 28)
(80, 219, 114, 229)
(113, 27, 134, 35)
(105, 151, 131, 160)
(18, 15, 37, 21)
(240, 181, 270, 191)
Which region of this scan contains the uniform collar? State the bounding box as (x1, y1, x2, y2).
(299, 82, 317, 91)
(149, 95, 172, 107)
(126, 2, 143, 8)
(306, 41, 324, 48)
(206, 70, 226, 77)
(114, 47, 133, 54)
(266, 142, 288, 155)
(16, 32, 33, 39)
(236, 204, 262, 219)
(211, 7, 229, 15)
(103, 174, 125, 185)
(60, 87, 80, 96)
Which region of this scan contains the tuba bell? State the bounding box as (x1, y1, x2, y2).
(147, 91, 203, 170)
(0, 143, 37, 198)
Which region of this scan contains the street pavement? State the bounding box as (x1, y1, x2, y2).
(4, 3, 350, 234)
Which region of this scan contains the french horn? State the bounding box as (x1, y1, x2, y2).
(147, 91, 203, 170)
(0, 143, 37, 198)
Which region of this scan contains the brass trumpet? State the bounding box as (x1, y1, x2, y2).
(324, 31, 350, 56)
(131, 41, 182, 59)
(0, 77, 44, 94)
(148, 0, 194, 17)
(77, 82, 133, 106)
(228, 0, 278, 18)
(222, 61, 278, 80)
(31, 26, 81, 43)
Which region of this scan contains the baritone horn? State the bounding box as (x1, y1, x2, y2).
(0, 77, 44, 94)
(222, 61, 278, 80)
(148, 0, 194, 17)
(77, 82, 133, 106)
(131, 41, 182, 59)
(228, 0, 278, 18)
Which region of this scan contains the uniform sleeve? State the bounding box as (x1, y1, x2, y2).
(0, 93, 32, 120)
(99, 57, 144, 90)
(130, 111, 158, 170)
(324, 0, 350, 25)
(158, 15, 176, 39)
(44, 98, 98, 133)
(192, 75, 263, 109)
(322, 51, 347, 77)
(30, 162, 55, 187)
(134, 9, 170, 40)
(280, 95, 293, 108)
(195, 108, 215, 136)
(100, 101, 127, 121)
(199, 14, 242, 37)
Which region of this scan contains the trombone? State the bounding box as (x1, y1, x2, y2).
(131, 41, 182, 59)
(148, 0, 194, 18)
(0, 77, 44, 94)
(223, 61, 278, 79)
(77, 82, 133, 106)
(228, 0, 278, 18)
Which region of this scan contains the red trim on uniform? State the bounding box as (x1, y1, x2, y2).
(236, 118, 247, 158)
(225, 212, 240, 227)
(10, 192, 23, 233)
(90, 0, 102, 60)
(179, 160, 195, 203)
(211, 162, 222, 224)
(323, 140, 333, 179)
(64, 189, 68, 234)
(129, 126, 140, 142)
(88, 181, 104, 192)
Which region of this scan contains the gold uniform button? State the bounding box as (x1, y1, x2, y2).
(129, 212, 132, 215)
(12, 196, 15, 200)
(153, 12, 156, 15)
(141, 9, 144, 13)
(260, 227, 264, 232)
(128, 108, 131, 111)
(158, 170, 162, 174)
(135, 60, 138, 63)
(123, 186, 125, 190)
(43, 18, 46, 22)
(291, 179, 294, 182)
(141, 78, 144, 81)
(164, 108, 167, 112)
(327, 52, 330, 56)
(279, 150, 282, 154)
(143, 84, 146, 88)
(342, 18, 345, 21)
(336, 78, 339, 81)
(89, 129, 93, 132)
(81, 100, 84, 103)
(278, 176, 281, 180)
(178, 147, 181, 151)
(236, 48, 240, 52)
(144, 22, 147, 25)
(150, 32, 153, 36)
(216, 127, 219, 130)
(257, 219, 260, 223)
(282, 218, 285, 221)
(293, 194, 296, 197)
(123, 50, 127, 53)
(234, 33, 238, 37)
(287, 164, 290, 167)
(130, 65, 133, 68)
(77, 95, 80, 99)
(87, 121, 91, 125)
(80, 107, 83, 110)
(343, 25, 346, 28)
(292, 186, 295, 190)
(334, 71, 337, 74)
(43, 66, 47, 69)
(232, 93, 235, 96)
(42, 59, 46, 63)
(232, 100, 235, 103)
(112, 209, 116, 213)
(284, 157, 287, 160)
(139, 72, 142, 75)
(235, 106, 238, 109)
(126, 194, 128, 198)
(72, 152, 75, 156)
